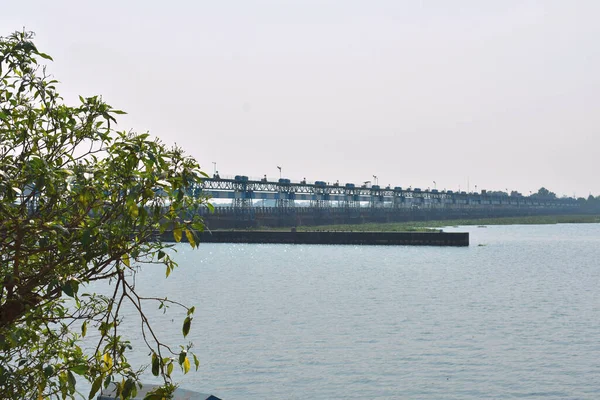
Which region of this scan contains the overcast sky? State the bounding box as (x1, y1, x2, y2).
(3, 1, 599, 197)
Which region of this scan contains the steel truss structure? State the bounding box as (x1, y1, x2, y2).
(195, 177, 578, 211)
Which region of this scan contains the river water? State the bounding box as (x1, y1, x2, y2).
(96, 224, 600, 399)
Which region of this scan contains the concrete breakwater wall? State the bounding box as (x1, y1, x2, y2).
(161, 230, 469, 246)
(201, 206, 579, 230)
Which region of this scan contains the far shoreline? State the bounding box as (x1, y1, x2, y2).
(234, 214, 600, 233)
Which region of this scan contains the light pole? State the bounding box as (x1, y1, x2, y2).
(433, 181, 437, 190)
(373, 175, 378, 186)
(277, 166, 282, 180)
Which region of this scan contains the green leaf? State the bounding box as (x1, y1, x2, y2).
(43, 365, 54, 378)
(157, 250, 165, 260)
(62, 280, 78, 298)
(122, 253, 130, 268)
(193, 354, 200, 371)
(122, 378, 135, 399)
(144, 395, 164, 400)
(192, 221, 206, 231)
(182, 316, 191, 338)
(89, 376, 102, 400)
(81, 321, 87, 337)
(173, 227, 182, 242)
(38, 52, 53, 60)
(67, 370, 76, 390)
(71, 364, 87, 376)
(151, 353, 159, 376)
(167, 362, 174, 377)
(81, 229, 93, 247)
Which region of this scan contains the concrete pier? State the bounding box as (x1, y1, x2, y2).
(163, 230, 469, 246)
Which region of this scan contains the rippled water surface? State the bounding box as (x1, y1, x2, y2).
(106, 224, 600, 399)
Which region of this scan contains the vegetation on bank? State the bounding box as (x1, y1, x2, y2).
(248, 225, 440, 232)
(242, 214, 600, 232)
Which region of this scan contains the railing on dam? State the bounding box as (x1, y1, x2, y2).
(195, 177, 578, 211)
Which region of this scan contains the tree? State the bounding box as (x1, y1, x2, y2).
(531, 187, 556, 199)
(0, 31, 211, 399)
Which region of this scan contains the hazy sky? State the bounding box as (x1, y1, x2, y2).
(3, 1, 599, 197)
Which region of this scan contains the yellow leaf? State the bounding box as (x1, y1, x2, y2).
(173, 227, 182, 242)
(183, 357, 190, 374)
(129, 202, 139, 218)
(184, 228, 195, 247)
(103, 353, 113, 371)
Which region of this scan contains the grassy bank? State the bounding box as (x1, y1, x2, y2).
(244, 224, 439, 233)
(284, 214, 600, 232)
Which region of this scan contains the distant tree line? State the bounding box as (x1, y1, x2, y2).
(578, 194, 600, 212)
(479, 187, 600, 213)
